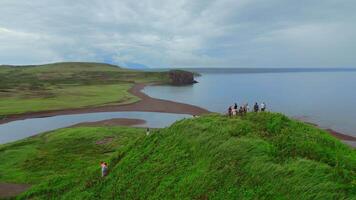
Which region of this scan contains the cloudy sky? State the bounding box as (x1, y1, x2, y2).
(0, 0, 355, 68)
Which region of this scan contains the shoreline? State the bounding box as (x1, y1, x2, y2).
(326, 129, 356, 141)
(296, 119, 356, 142)
(0, 83, 210, 125)
(1, 83, 355, 144)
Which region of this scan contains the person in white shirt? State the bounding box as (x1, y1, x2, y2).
(232, 108, 237, 116)
(261, 102, 266, 111)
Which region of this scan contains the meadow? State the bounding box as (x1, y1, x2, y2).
(1, 112, 354, 199)
(0, 62, 170, 117)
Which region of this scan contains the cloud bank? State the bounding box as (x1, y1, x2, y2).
(0, 0, 355, 68)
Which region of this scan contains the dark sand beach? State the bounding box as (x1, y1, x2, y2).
(0, 83, 210, 125)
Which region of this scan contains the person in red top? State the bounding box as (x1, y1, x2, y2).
(100, 161, 108, 177)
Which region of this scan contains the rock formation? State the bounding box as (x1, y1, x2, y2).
(168, 70, 198, 85)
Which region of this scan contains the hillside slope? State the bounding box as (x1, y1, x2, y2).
(0, 62, 170, 116)
(16, 113, 356, 200)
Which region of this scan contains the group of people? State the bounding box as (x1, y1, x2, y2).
(228, 102, 266, 117)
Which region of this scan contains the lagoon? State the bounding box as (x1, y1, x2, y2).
(0, 112, 191, 144)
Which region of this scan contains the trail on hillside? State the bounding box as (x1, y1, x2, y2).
(0, 183, 31, 198)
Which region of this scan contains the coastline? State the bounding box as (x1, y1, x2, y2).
(0, 83, 210, 125)
(0, 83, 355, 145)
(297, 120, 356, 142)
(326, 129, 356, 141)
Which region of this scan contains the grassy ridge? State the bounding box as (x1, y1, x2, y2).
(1, 112, 354, 199)
(0, 126, 145, 183)
(0, 62, 170, 116)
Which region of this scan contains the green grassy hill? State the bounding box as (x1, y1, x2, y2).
(1, 112, 355, 199)
(0, 62, 170, 117)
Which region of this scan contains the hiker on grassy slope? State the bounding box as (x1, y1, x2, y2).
(100, 162, 108, 177)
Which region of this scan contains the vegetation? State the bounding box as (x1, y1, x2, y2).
(0, 126, 145, 184)
(0, 62, 170, 116)
(0, 112, 355, 199)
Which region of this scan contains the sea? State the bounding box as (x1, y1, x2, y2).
(144, 69, 356, 137)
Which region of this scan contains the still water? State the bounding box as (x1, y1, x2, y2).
(144, 71, 356, 137)
(0, 112, 190, 144)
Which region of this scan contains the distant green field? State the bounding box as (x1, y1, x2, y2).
(0, 84, 137, 115)
(0, 62, 170, 116)
(1, 113, 355, 199)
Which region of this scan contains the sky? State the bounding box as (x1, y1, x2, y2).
(0, 0, 355, 68)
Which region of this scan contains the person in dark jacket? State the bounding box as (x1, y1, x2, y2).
(239, 106, 244, 116)
(254, 102, 259, 112)
(228, 106, 232, 117)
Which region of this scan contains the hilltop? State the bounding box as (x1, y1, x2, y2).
(1, 112, 354, 199)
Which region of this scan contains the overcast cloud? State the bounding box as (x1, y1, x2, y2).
(0, 0, 355, 68)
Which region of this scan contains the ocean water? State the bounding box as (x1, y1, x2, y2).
(144, 71, 356, 137)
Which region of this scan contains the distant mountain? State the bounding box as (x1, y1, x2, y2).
(123, 62, 150, 70)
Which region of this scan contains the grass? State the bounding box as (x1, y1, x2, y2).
(0, 126, 145, 184)
(0, 84, 138, 115)
(0, 112, 355, 199)
(0, 62, 170, 116)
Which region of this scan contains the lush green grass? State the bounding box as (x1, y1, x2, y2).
(1, 112, 355, 199)
(0, 62, 170, 116)
(0, 84, 138, 115)
(0, 126, 145, 183)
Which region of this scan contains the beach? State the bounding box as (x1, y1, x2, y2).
(0, 83, 209, 125)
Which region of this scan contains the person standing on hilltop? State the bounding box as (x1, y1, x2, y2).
(234, 103, 238, 110)
(228, 106, 232, 117)
(254, 102, 259, 112)
(242, 103, 247, 114)
(239, 106, 244, 116)
(232, 106, 237, 116)
(261, 102, 266, 111)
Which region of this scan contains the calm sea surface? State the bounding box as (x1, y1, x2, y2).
(144, 71, 356, 137)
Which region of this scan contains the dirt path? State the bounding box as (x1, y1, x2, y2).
(0, 183, 31, 198)
(0, 83, 210, 125)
